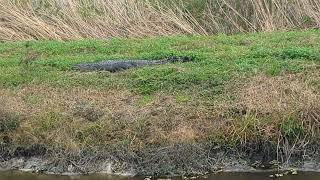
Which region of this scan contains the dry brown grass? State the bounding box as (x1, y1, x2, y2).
(238, 74, 319, 116)
(0, 0, 205, 41)
(204, 0, 320, 34)
(1, 0, 320, 40)
(223, 73, 320, 145)
(0, 72, 319, 154)
(0, 84, 213, 151)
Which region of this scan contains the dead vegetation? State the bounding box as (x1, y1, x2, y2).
(237, 74, 319, 117)
(0, 85, 211, 151)
(0, 72, 318, 176)
(0, 0, 204, 41)
(1, 0, 320, 41)
(0, 108, 19, 134)
(1, 72, 318, 153)
(221, 73, 320, 162)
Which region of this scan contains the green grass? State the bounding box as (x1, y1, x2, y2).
(0, 30, 319, 154)
(1, 30, 319, 94)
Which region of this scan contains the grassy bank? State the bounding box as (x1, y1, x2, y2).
(0, 30, 320, 174)
(1, 0, 320, 41)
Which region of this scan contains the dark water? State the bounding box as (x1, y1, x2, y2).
(0, 171, 320, 180)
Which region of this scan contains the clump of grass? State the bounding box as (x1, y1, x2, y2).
(218, 73, 320, 161)
(73, 102, 104, 122)
(279, 48, 320, 60)
(0, 107, 20, 133)
(280, 117, 304, 143)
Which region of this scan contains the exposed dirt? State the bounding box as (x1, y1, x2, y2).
(0, 143, 319, 176)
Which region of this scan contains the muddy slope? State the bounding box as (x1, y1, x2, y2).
(0, 143, 320, 176)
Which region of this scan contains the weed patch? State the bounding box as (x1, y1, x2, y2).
(73, 102, 104, 122)
(279, 48, 320, 61)
(280, 118, 304, 142)
(0, 111, 19, 133)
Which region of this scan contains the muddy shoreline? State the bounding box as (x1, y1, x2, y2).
(0, 143, 319, 176)
(1, 157, 320, 176)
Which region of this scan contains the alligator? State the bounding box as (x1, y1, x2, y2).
(72, 56, 193, 72)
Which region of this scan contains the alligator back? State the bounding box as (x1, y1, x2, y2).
(72, 56, 193, 72)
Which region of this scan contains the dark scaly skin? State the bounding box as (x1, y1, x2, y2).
(72, 56, 193, 72)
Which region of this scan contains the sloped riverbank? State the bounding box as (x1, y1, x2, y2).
(0, 30, 319, 176)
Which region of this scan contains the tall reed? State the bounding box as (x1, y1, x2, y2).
(0, 0, 319, 41)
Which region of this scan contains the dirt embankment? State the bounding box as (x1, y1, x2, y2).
(0, 70, 319, 176)
(0, 142, 320, 176)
